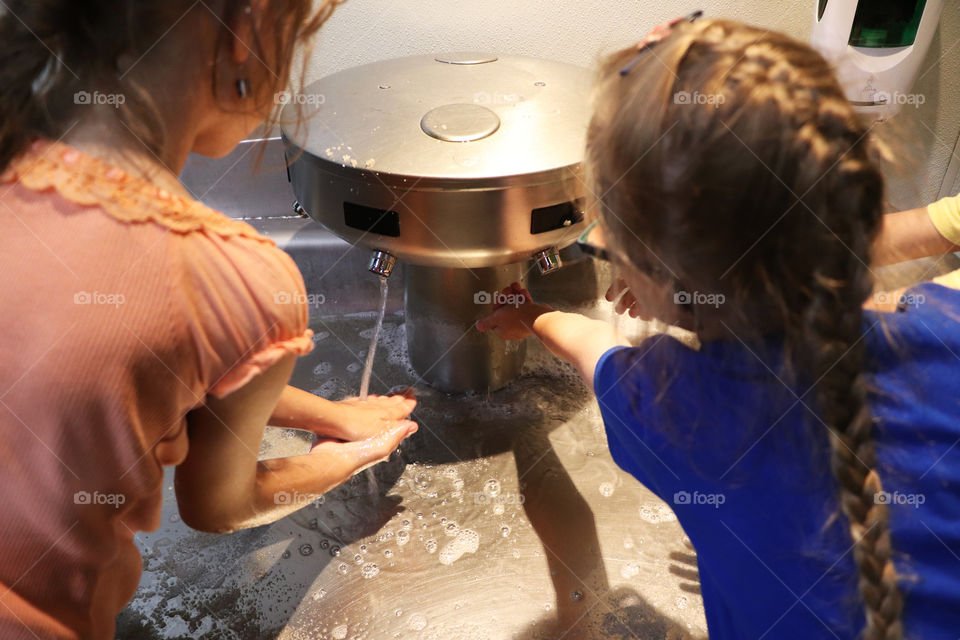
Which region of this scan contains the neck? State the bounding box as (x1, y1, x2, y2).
(63, 99, 199, 201)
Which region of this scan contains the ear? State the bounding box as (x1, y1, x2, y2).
(229, 1, 265, 65)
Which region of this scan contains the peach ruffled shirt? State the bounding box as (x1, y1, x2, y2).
(0, 141, 313, 638)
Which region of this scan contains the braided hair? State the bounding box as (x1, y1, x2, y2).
(587, 19, 900, 638)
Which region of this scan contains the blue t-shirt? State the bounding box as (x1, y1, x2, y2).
(594, 283, 960, 639)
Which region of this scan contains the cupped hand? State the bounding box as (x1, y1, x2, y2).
(476, 282, 552, 341)
(324, 391, 417, 442)
(309, 420, 418, 479)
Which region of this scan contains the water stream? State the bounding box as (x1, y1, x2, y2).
(359, 275, 389, 401)
(360, 275, 390, 495)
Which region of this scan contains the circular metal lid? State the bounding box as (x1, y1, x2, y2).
(281, 53, 594, 183)
(420, 104, 501, 142)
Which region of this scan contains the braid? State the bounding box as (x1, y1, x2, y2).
(808, 154, 903, 639)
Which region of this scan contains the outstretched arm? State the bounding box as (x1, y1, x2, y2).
(872, 207, 958, 266)
(477, 283, 631, 388)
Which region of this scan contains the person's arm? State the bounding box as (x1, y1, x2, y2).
(476, 283, 630, 388)
(269, 385, 417, 442)
(175, 354, 417, 533)
(873, 205, 960, 266)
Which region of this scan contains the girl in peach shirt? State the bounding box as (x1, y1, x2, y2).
(0, 2, 417, 638)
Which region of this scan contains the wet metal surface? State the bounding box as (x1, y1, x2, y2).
(119, 258, 707, 640)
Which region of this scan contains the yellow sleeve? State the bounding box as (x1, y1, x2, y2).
(933, 268, 960, 291)
(927, 195, 960, 246)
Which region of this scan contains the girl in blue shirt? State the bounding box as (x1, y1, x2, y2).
(479, 17, 960, 640)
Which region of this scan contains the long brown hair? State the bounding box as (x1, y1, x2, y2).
(588, 19, 902, 638)
(0, 0, 343, 173)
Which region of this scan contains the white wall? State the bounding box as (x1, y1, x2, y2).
(304, 0, 960, 210)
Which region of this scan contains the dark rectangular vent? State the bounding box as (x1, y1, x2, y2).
(531, 199, 585, 235)
(344, 202, 401, 237)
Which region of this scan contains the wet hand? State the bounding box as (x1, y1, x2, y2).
(309, 420, 418, 478)
(326, 391, 417, 442)
(606, 277, 643, 318)
(475, 282, 552, 341)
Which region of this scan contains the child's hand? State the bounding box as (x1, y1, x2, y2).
(606, 277, 643, 318)
(476, 282, 552, 341)
(309, 420, 418, 478)
(325, 392, 418, 442)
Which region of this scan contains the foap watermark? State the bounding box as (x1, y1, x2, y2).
(673, 490, 725, 508)
(873, 291, 925, 309)
(874, 91, 926, 108)
(74, 91, 126, 109)
(473, 491, 525, 506)
(74, 291, 125, 308)
(474, 290, 525, 308)
(875, 491, 925, 508)
(274, 91, 326, 106)
(274, 291, 326, 306)
(74, 490, 126, 509)
(473, 90, 526, 106)
(274, 490, 320, 507)
(674, 90, 725, 108)
(673, 290, 725, 308)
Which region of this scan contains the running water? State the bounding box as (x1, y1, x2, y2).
(360, 275, 389, 401)
(360, 275, 389, 495)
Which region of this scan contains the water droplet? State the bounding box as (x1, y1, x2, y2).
(483, 479, 501, 497)
(599, 482, 615, 498)
(360, 544, 367, 552)
(500, 525, 511, 537)
(493, 504, 505, 516)
(320, 539, 330, 550)
(395, 609, 403, 617)
(281, 551, 291, 560)
(438, 529, 480, 565)
(330, 545, 341, 557)
(571, 590, 584, 602)
(308, 518, 318, 530)
(425, 539, 438, 553)
(544, 603, 552, 611)
(440, 517, 447, 524)
(354, 554, 364, 564)
(337, 563, 348, 574)
(621, 561, 641, 579)
(384, 549, 394, 558)
(407, 614, 428, 631)
(397, 530, 410, 546)
(401, 519, 411, 530)
(360, 562, 380, 579)
(445, 522, 460, 537)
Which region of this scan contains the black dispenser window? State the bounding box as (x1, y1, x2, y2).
(530, 199, 585, 235)
(849, 0, 927, 48)
(343, 202, 401, 237)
